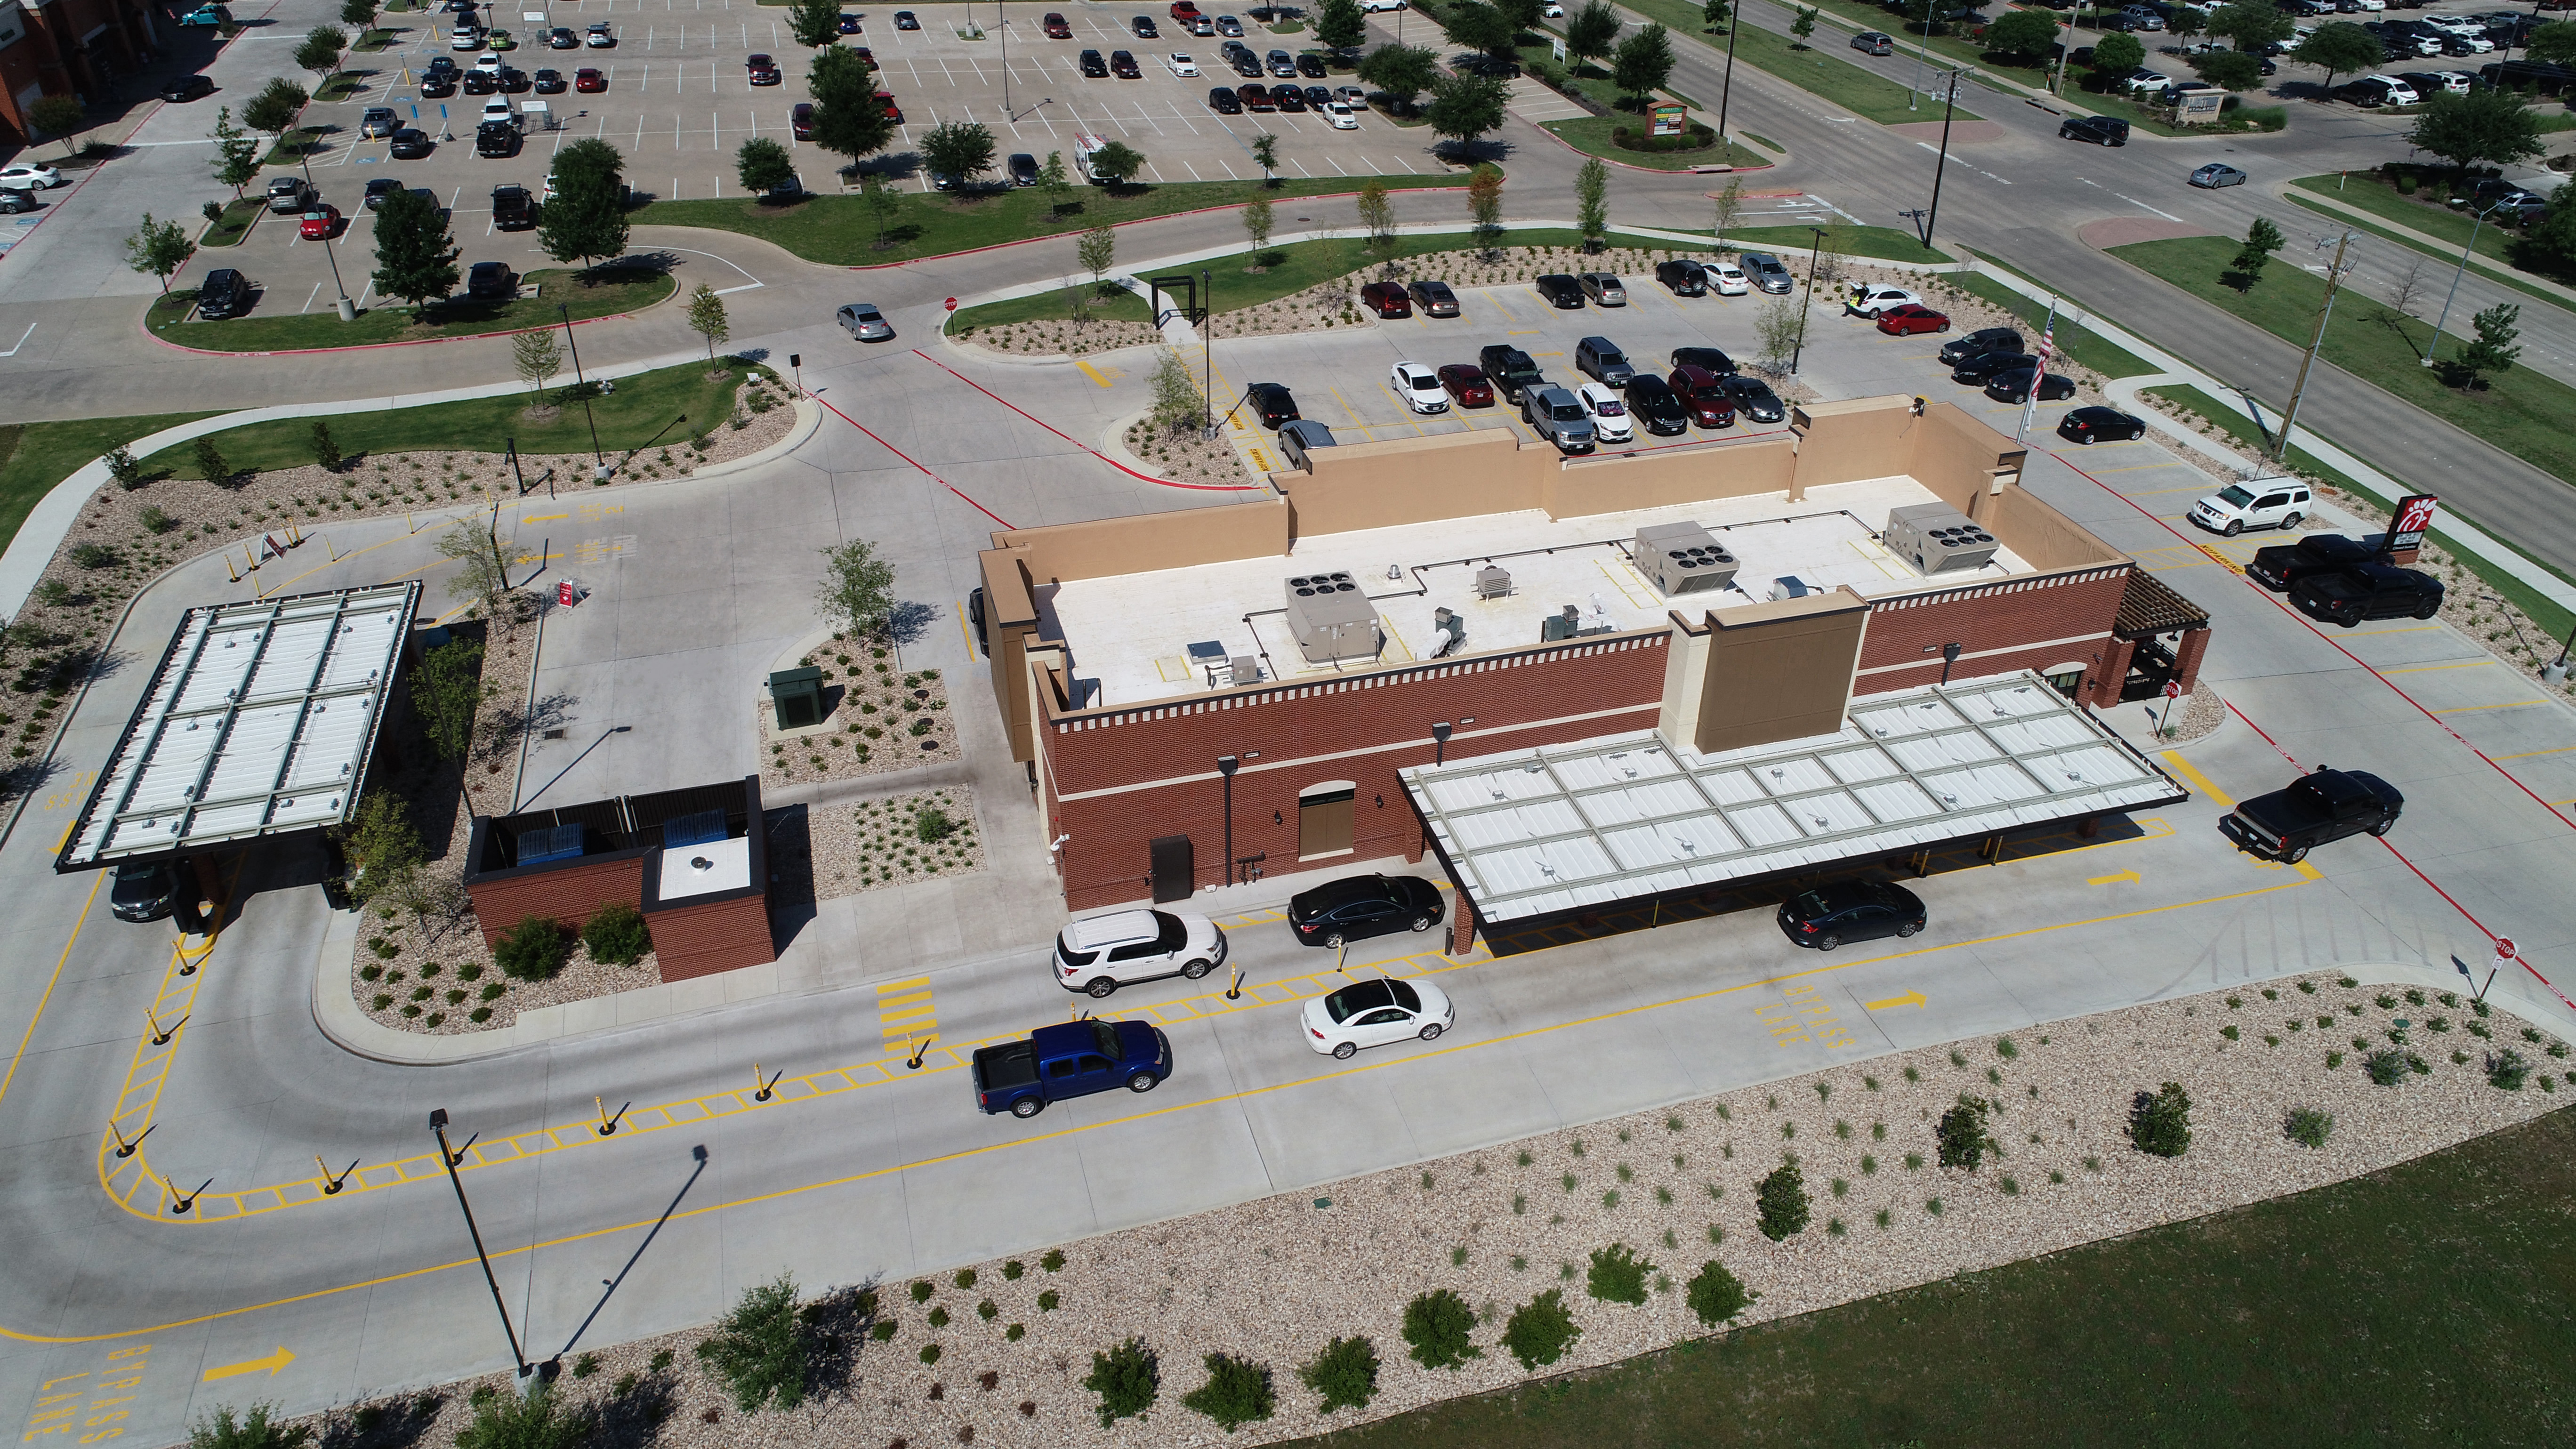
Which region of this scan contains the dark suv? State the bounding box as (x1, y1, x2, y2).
(1654, 258, 1706, 296)
(1534, 273, 1585, 308)
(1245, 382, 1299, 427)
(1623, 375, 1690, 435)
(1938, 326, 2021, 367)
(2248, 532, 2381, 593)
(1476, 344, 1544, 405)
(196, 267, 248, 318)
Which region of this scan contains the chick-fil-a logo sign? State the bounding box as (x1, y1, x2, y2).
(2388, 494, 2439, 553)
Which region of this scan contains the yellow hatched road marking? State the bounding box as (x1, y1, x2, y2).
(1073, 359, 1113, 388)
(2160, 751, 2231, 808)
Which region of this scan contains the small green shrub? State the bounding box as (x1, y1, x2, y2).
(953, 1268, 977, 1290)
(977, 1299, 997, 1320)
(1586, 1242, 1653, 1305)
(1003, 1259, 1024, 1279)
(1401, 1288, 1480, 1369)
(1684, 1260, 1753, 1327)
(580, 901, 651, 966)
(1182, 1352, 1275, 1432)
(1042, 1248, 1066, 1272)
(1995, 1036, 2018, 1059)
(927, 1306, 949, 1328)
(1298, 1335, 1379, 1414)
(2366, 1049, 2410, 1086)
(1038, 1290, 1060, 1312)
(1083, 1337, 1159, 1426)
(869, 1321, 896, 1342)
(918, 1344, 941, 1365)
(692, 1273, 810, 1412)
(1937, 1095, 1995, 1170)
(2285, 1107, 2334, 1148)
(2127, 1081, 2192, 1158)
(2488, 1049, 2532, 1091)
(494, 915, 570, 981)
(1500, 1289, 1581, 1371)
(1756, 1158, 1810, 1241)
(910, 1280, 934, 1304)
(186, 1404, 314, 1449)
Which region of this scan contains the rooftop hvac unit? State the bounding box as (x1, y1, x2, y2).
(1634, 521, 1739, 596)
(1475, 565, 1513, 599)
(1284, 572, 1381, 664)
(1884, 502, 1998, 575)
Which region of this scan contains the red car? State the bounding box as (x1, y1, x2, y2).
(1876, 303, 1950, 336)
(746, 53, 781, 85)
(1667, 365, 1737, 428)
(298, 204, 343, 240)
(573, 66, 606, 92)
(877, 89, 902, 122)
(1043, 11, 1072, 37)
(1438, 364, 1494, 408)
(792, 102, 814, 140)
(1170, 0, 1201, 16)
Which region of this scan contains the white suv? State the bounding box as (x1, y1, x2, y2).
(1054, 910, 1227, 997)
(2190, 479, 2311, 536)
(1578, 381, 1632, 444)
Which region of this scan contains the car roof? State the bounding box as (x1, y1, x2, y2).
(1065, 909, 1161, 949)
(1579, 381, 1619, 402)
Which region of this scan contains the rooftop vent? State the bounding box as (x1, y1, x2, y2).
(1283, 572, 1381, 664)
(1633, 521, 1739, 596)
(1475, 565, 1513, 599)
(1884, 502, 1997, 575)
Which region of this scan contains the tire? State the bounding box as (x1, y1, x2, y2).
(1085, 977, 1118, 998)
(2131, 426, 2148, 441)
(2222, 519, 2244, 537)
(1321, 932, 1345, 949)
(1409, 913, 1435, 932)
(1897, 921, 1920, 938)
(2279, 513, 2301, 531)
(2369, 817, 2395, 837)
(1010, 1097, 1043, 1119)
(2336, 609, 2364, 628)
(1419, 1022, 1444, 1042)
(2414, 598, 2440, 620)
(1127, 1071, 1159, 1093)
(1332, 1040, 1357, 1059)
(2282, 844, 2309, 864)
(1181, 959, 1212, 980)
(1815, 933, 1841, 951)
(2078, 432, 2095, 445)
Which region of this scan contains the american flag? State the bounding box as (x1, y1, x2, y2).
(2030, 317, 2055, 389)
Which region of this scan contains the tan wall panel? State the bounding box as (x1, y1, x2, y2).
(1988, 485, 2131, 573)
(1547, 437, 1800, 517)
(1273, 428, 1541, 536)
(992, 496, 1291, 586)
(1788, 396, 1916, 490)
(1902, 403, 2020, 515)
(1695, 592, 1870, 754)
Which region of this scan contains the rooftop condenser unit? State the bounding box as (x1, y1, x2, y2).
(1634, 521, 1739, 596)
(1884, 502, 1998, 575)
(1284, 572, 1381, 664)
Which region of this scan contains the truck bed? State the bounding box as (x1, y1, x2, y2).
(971, 1042, 1039, 1094)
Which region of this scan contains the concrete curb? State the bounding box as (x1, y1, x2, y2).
(687, 397, 823, 482)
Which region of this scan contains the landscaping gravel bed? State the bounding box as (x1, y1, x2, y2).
(757, 651, 961, 792)
(272, 971, 2570, 1448)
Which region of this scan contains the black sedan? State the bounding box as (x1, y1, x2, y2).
(1950, 348, 2032, 384)
(110, 861, 177, 923)
(2055, 406, 2145, 444)
(1245, 382, 1299, 427)
(1623, 375, 1691, 435)
(1670, 345, 1734, 375)
(1271, 81, 1305, 110)
(1288, 874, 1446, 949)
(1207, 84, 1243, 113)
(1079, 49, 1110, 76)
(159, 74, 215, 103)
(1718, 372, 1784, 423)
(1777, 880, 1925, 951)
(1984, 367, 2076, 404)
(893, 9, 919, 27)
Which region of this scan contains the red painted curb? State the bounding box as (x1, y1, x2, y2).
(808, 391, 1016, 530)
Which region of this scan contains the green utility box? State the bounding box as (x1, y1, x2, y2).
(767, 667, 824, 730)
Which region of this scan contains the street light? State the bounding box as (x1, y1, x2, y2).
(294, 139, 357, 321)
(1918, 70, 1961, 251)
(1789, 225, 1827, 374)
(429, 1108, 555, 1395)
(2424, 200, 2507, 369)
(558, 303, 605, 474)
(1715, 3, 1742, 150)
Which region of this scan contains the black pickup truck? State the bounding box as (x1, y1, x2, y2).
(1477, 344, 1545, 406)
(971, 1018, 1171, 1118)
(2246, 532, 2381, 593)
(2222, 767, 2403, 863)
(2287, 562, 2443, 627)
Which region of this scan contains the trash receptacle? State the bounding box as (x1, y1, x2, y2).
(768, 667, 824, 729)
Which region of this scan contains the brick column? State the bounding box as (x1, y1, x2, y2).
(2170, 626, 2212, 697)
(1447, 892, 1477, 956)
(2085, 637, 2134, 709)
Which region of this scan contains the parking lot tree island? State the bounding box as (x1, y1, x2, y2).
(536, 138, 630, 274)
(787, 0, 841, 49)
(736, 137, 796, 198)
(920, 121, 998, 188)
(687, 282, 731, 364)
(1355, 42, 1438, 114)
(207, 106, 260, 197)
(368, 187, 462, 314)
(817, 537, 896, 640)
(123, 216, 194, 295)
(2292, 22, 2379, 92)
(1426, 71, 1510, 158)
(807, 46, 893, 172)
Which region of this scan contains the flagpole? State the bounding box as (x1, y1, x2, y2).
(2016, 296, 2057, 443)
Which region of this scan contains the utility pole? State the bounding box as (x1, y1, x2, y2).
(1922, 70, 1958, 251)
(1715, 4, 1741, 148)
(2274, 230, 2354, 464)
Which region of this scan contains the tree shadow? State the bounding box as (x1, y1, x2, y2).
(887, 599, 939, 646)
(314, 1389, 446, 1449)
(800, 1278, 886, 1399)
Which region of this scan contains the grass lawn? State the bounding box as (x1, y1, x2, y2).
(1282, 1107, 2576, 1448)
(1726, 224, 1951, 266)
(2283, 191, 2574, 319)
(635, 173, 1458, 267)
(198, 198, 262, 248)
(2148, 382, 2576, 641)
(2113, 235, 2576, 490)
(2289, 172, 2526, 266)
(262, 127, 323, 166)
(135, 360, 765, 480)
(0, 413, 223, 555)
(1618, 0, 1980, 127)
(1947, 270, 2155, 379)
(147, 264, 675, 352)
(1540, 114, 1768, 171)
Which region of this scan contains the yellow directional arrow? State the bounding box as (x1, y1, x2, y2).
(203, 1347, 295, 1383)
(1863, 990, 1926, 1011)
(2087, 869, 2141, 886)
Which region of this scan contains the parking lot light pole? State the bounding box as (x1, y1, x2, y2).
(558, 302, 604, 470)
(429, 1109, 540, 1392)
(1790, 225, 1827, 374)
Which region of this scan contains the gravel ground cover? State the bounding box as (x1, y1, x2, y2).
(757, 649, 960, 792)
(1117, 418, 1258, 490)
(262, 971, 2571, 1448)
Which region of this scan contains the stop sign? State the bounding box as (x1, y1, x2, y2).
(2497, 937, 2518, 963)
(944, 297, 958, 312)
(2163, 681, 2182, 699)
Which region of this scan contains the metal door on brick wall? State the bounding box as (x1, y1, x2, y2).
(1297, 784, 1354, 859)
(1150, 835, 1193, 902)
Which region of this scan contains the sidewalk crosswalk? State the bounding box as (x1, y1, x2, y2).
(876, 976, 937, 1055)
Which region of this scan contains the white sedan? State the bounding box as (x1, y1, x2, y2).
(1322, 100, 1358, 129)
(1165, 51, 1199, 76)
(1578, 381, 1632, 443)
(0, 163, 62, 191)
(1391, 361, 1448, 414)
(1845, 283, 1922, 318)
(1302, 974, 1454, 1059)
(1359, 0, 1407, 10)
(1707, 261, 1750, 296)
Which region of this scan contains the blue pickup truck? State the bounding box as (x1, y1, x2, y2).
(972, 1018, 1171, 1118)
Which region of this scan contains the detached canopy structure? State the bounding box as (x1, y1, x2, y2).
(55, 583, 420, 873)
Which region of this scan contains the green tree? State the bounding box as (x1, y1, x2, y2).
(1084, 1337, 1159, 1427)
(1753, 292, 1801, 371)
(124, 215, 195, 295)
(1248, 131, 1280, 185)
(187, 1402, 312, 1449)
(28, 94, 84, 159)
(495, 915, 570, 980)
(1317, 0, 1368, 51)
(861, 174, 905, 248)
(1712, 175, 1744, 249)
(411, 637, 491, 762)
(193, 437, 231, 487)
(512, 326, 562, 399)
(1355, 176, 1393, 249)
(2193, 49, 2264, 91)
(1078, 220, 1118, 290)
(242, 76, 310, 156)
(1984, 9, 2058, 61)
(787, 0, 842, 48)
(2452, 302, 2522, 389)
(1036, 149, 1073, 214)
(1425, 72, 1510, 155)
(581, 902, 652, 964)
(454, 1385, 587, 1449)
(1356, 42, 1439, 113)
(1610, 22, 1674, 108)
(2166, 4, 2203, 43)
(1574, 157, 1609, 249)
(434, 521, 512, 617)
(807, 47, 894, 170)
(2293, 22, 2380, 91)
(2088, 31, 2145, 84)
(535, 137, 629, 273)
(919, 120, 997, 186)
(368, 185, 461, 312)
(2531, 20, 2576, 66)
(1755, 1156, 1810, 1240)
(342, 790, 424, 906)
(737, 136, 795, 195)
(696, 1275, 811, 1410)
(2230, 215, 2285, 282)
(686, 282, 731, 361)
(2206, 0, 2291, 53)
(1088, 138, 1147, 186)
(817, 537, 897, 637)
(309, 419, 341, 471)
(1440, 0, 1518, 67)
(2522, 179, 2576, 274)
(1468, 162, 1505, 253)
(1566, 0, 1622, 70)
(1240, 193, 1274, 258)
(209, 106, 261, 196)
(339, 0, 378, 32)
(1789, 5, 1817, 48)
(2410, 89, 2544, 184)
(294, 24, 347, 85)
(1149, 348, 1204, 432)
(1702, 0, 1731, 28)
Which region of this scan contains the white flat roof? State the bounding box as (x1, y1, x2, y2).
(658, 836, 751, 901)
(58, 583, 419, 869)
(1402, 670, 2185, 922)
(1043, 478, 2030, 710)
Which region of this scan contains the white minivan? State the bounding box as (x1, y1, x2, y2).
(1054, 910, 1228, 997)
(2190, 478, 2311, 536)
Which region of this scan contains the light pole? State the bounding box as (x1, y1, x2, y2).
(2424, 201, 2504, 367)
(558, 302, 605, 472)
(293, 137, 358, 321)
(429, 1109, 553, 1395)
(1789, 225, 1827, 374)
(1921, 70, 1959, 251)
(1906, 0, 1937, 110)
(1715, 2, 1741, 149)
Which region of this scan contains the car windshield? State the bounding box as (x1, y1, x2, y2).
(1323, 979, 1393, 1023)
(1150, 911, 1187, 950)
(1402, 370, 1434, 389)
(2217, 485, 2257, 508)
(1594, 398, 1625, 415)
(1091, 1020, 1123, 1057)
(1792, 889, 1832, 917)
